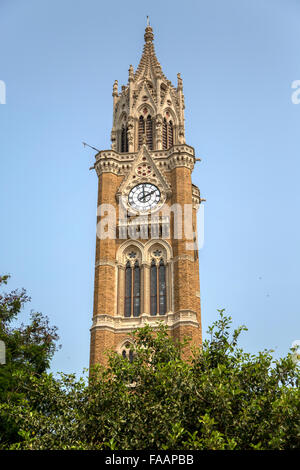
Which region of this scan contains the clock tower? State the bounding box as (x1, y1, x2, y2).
(89, 24, 203, 366)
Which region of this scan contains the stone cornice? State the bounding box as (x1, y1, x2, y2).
(172, 254, 195, 263)
(192, 184, 201, 210)
(95, 259, 116, 268)
(91, 310, 199, 334)
(95, 254, 196, 268)
(94, 145, 197, 176)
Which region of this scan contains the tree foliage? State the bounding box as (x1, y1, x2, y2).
(0, 274, 299, 450)
(0, 275, 60, 444)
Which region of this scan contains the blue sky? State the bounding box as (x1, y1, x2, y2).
(0, 0, 299, 376)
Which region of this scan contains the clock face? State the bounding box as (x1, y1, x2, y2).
(128, 183, 161, 212)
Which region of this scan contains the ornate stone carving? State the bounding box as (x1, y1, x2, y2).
(110, 24, 186, 152)
(192, 184, 201, 210)
(116, 145, 171, 215)
(90, 25, 203, 368)
(94, 144, 197, 177)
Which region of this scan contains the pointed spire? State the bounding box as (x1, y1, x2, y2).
(134, 24, 170, 84)
(110, 22, 186, 151)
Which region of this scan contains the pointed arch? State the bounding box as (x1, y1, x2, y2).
(162, 117, 174, 150)
(146, 239, 173, 316)
(168, 120, 173, 148)
(116, 240, 173, 318)
(146, 114, 153, 150)
(144, 239, 173, 263)
(121, 125, 128, 153)
(125, 261, 132, 317)
(117, 339, 135, 362)
(159, 259, 167, 315)
(124, 259, 141, 318)
(138, 115, 145, 149)
(116, 242, 143, 318)
(150, 257, 167, 316)
(150, 259, 157, 316)
(163, 118, 168, 150)
(137, 106, 155, 150)
(133, 260, 141, 317)
(116, 239, 145, 265)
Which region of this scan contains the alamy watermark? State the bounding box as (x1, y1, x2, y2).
(291, 340, 300, 364)
(96, 202, 205, 251)
(0, 80, 6, 104)
(291, 80, 300, 104)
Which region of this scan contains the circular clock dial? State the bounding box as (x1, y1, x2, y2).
(128, 183, 161, 212)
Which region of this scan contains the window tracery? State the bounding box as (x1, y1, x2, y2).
(150, 251, 167, 316)
(116, 240, 172, 319)
(162, 115, 174, 150)
(121, 124, 128, 153)
(138, 111, 154, 150)
(120, 342, 134, 363)
(125, 258, 141, 317)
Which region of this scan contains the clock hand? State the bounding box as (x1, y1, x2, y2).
(137, 189, 157, 202)
(145, 189, 156, 197)
(147, 189, 158, 197)
(137, 192, 148, 202)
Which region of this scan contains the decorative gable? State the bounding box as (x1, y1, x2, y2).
(116, 144, 171, 212)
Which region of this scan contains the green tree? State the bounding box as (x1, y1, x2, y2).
(1, 308, 299, 450)
(0, 275, 60, 445)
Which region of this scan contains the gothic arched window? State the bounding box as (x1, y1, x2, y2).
(129, 349, 134, 363)
(125, 261, 132, 318)
(162, 117, 174, 150)
(150, 259, 157, 316)
(146, 115, 153, 150)
(150, 258, 167, 315)
(168, 120, 173, 149)
(138, 115, 145, 149)
(138, 114, 153, 150)
(121, 125, 128, 153)
(159, 259, 167, 315)
(133, 261, 141, 317)
(121, 342, 134, 363)
(163, 118, 168, 150)
(124, 260, 141, 317)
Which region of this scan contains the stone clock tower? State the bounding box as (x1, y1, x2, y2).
(89, 24, 204, 367)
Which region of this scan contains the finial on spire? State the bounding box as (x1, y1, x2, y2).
(177, 73, 183, 90)
(144, 18, 154, 43)
(112, 79, 118, 97)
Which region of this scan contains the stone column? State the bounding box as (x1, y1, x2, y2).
(117, 265, 125, 316)
(143, 263, 150, 314)
(166, 262, 173, 313)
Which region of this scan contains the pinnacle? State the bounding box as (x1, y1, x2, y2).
(144, 25, 154, 44)
(134, 25, 169, 84)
